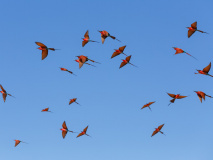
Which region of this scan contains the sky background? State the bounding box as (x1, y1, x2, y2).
(0, 0, 213, 159)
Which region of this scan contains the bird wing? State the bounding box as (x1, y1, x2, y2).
(126, 55, 131, 62)
(79, 61, 84, 69)
(203, 62, 211, 73)
(2, 93, 6, 102)
(77, 132, 84, 138)
(62, 131, 67, 139)
(167, 93, 176, 98)
(35, 42, 46, 47)
(111, 51, 120, 58)
(188, 30, 195, 38)
(42, 49, 48, 60)
(82, 40, 88, 47)
(101, 35, 107, 44)
(80, 56, 87, 63)
(84, 30, 89, 39)
(62, 121, 68, 129)
(151, 130, 158, 137)
(191, 21, 197, 29)
(69, 99, 74, 105)
(15, 140, 20, 147)
(200, 92, 206, 100)
(177, 95, 187, 99)
(197, 94, 202, 103)
(0, 85, 6, 92)
(83, 126, 88, 133)
(158, 124, 164, 130)
(119, 45, 126, 52)
(119, 62, 127, 69)
(148, 101, 155, 105)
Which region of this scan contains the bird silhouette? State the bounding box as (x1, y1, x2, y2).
(76, 126, 90, 138)
(82, 30, 99, 47)
(60, 121, 75, 139)
(41, 107, 53, 113)
(195, 62, 213, 77)
(69, 98, 80, 105)
(167, 93, 187, 106)
(151, 124, 165, 137)
(35, 42, 58, 60)
(194, 91, 213, 103)
(14, 140, 27, 147)
(98, 30, 120, 44)
(76, 55, 100, 69)
(186, 21, 208, 38)
(60, 67, 76, 76)
(172, 47, 197, 60)
(141, 101, 155, 111)
(119, 55, 137, 69)
(0, 84, 14, 102)
(111, 46, 128, 58)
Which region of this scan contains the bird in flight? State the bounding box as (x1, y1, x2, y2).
(98, 30, 120, 44)
(195, 62, 213, 77)
(69, 98, 80, 105)
(76, 55, 100, 69)
(167, 93, 187, 106)
(0, 84, 14, 102)
(172, 47, 197, 60)
(82, 30, 98, 47)
(186, 21, 208, 38)
(14, 140, 27, 147)
(141, 101, 155, 111)
(119, 55, 137, 69)
(41, 107, 53, 113)
(35, 42, 58, 60)
(60, 68, 76, 76)
(194, 91, 213, 103)
(111, 46, 128, 59)
(76, 126, 90, 138)
(60, 121, 75, 139)
(151, 124, 165, 137)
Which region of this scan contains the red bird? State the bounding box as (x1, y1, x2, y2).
(35, 42, 58, 60)
(141, 101, 155, 111)
(119, 55, 137, 69)
(151, 124, 165, 137)
(172, 47, 197, 60)
(111, 46, 127, 59)
(82, 30, 98, 47)
(41, 107, 52, 113)
(0, 84, 14, 102)
(76, 126, 90, 138)
(60, 121, 75, 139)
(69, 98, 80, 105)
(14, 140, 27, 147)
(194, 91, 213, 103)
(98, 30, 120, 44)
(186, 21, 208, 38)
(167, 93, 187, 106)
(195, 62, 213, 77)
(60, 68, 76, 76)
(76, 55, 100, 69)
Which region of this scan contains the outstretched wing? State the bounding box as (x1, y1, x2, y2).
(2, 93, 7, 102)
(101, 35, 107, 44)
(42, 50, 48, 60)
(35, 42, 46, 47)
(15, 140, 21, 147)
(203, 62, 211, 73)
(84, 30, 89, 39)
(126, 55, 131, 62)
(83, 126, 88, 133)
(0, 85, 6, 92)
(82, 40, 88, 47)
(119, 62, 127, 69)
(177, 95, 187, 99)
(62, 121, 67, 129)
(158, 124, 164, 130)
(200, 92, 206, 100)
(119, 45, 126, 52)
(197, 94, 202, 103)
(111, 51, 120, 59)
(62, 131, 67, 139)
(77, 132, 84, 138)
(167, 93, 176, 98)
(191, 22, 197, 29)
(188, 30, 195, 38)
(151, 130, 158, 137)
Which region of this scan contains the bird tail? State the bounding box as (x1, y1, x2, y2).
(185, 52, 198, 60)
(48, 48, 59, 51)
(197, 30, 208, 34)
(85, 63, 96, 67)
(206, 94, 213, 98)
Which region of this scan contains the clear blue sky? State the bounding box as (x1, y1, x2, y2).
(0, 0, 213, 159)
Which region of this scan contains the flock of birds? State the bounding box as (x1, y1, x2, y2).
(1, 21, 210, 147)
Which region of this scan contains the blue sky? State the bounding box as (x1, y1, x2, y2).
(0, 0, 213, 159)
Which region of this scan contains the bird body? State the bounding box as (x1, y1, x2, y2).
(167, 93, 187, 105)
(195, 62, 213, 77)
(69, 98, 80, 105)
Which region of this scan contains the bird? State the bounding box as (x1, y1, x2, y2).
(119, 55, 137, 69)
(41, 107, 52, 113)
(14, 140, 27, 147)
(35, 42, 58, 60)
(167, 93, 187, 106)
(82, 30, 98, 47)
(60, 67, 76, 76)
(141, 101, 155, 111)
(76, 126, 90, 138)
(76, 55, 100, 69)
(111, 46, 128, 58)
(194, 91, 213, 103)
(195, 62, 213, 77)
(151, 124, 165, 137)
(98, 30, 120, 44)
(75, 59, 96, 68)
(172, 47, 197, 60)
(60, 121, 75, 139)
(69, 98, 80, 105)
(186, 21, 208, 38)
(0, 84, 14, 102)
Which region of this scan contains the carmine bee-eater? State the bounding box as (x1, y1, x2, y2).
(119, 55, 137, 69)
(195, 62, 213, 77)
(59, 68, 76, 76)
(76, 55, 100, 69)
(151, 124, 165, 137)
(35, 42, 58, 60)
(60, 121, 75, 139)
(69, 98, 80, 105)
(141, 101, 155, 111)
(82, 30, 99, 47)
(75, 59, 96, 68)
(98, 30, 121, 44)
(0, 84, 14, 102)
(186, 21, 208, 38)
(76, 126, 90, 138)
(167, 93, 187, 106)
(14, 140, 27, 147)
(111, 46, 127, 59)
(172, 47, 197, 60)
(41, 107, 52, 113)
(194, 91, 213, 103)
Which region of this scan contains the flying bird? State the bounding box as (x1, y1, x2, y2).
(98, 30, 120, 44)
(0, 84, 14, 102)
(186, 21, 208, 38)
(195, 62, 213, 77)
(60, 67, 76, 76)
(194, 91, 213, 103)
(41, 107, 52, 113)
(151, 124, 165, 137)
(76, 55, 100, 69)
(35, 42, 58, 60)
(76, 126, 90, 138)
(119, 55, 137, 69)
(141, 101, 155, 111)
(14, 140, 27, 147)
(60, 121, 75, 139)
(69, 98, 80, 105)
(172, 47, 197, 60)
(82, 30, 99, 47)
(111, 46, 127, 58)
(167, 93, 187, 106)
